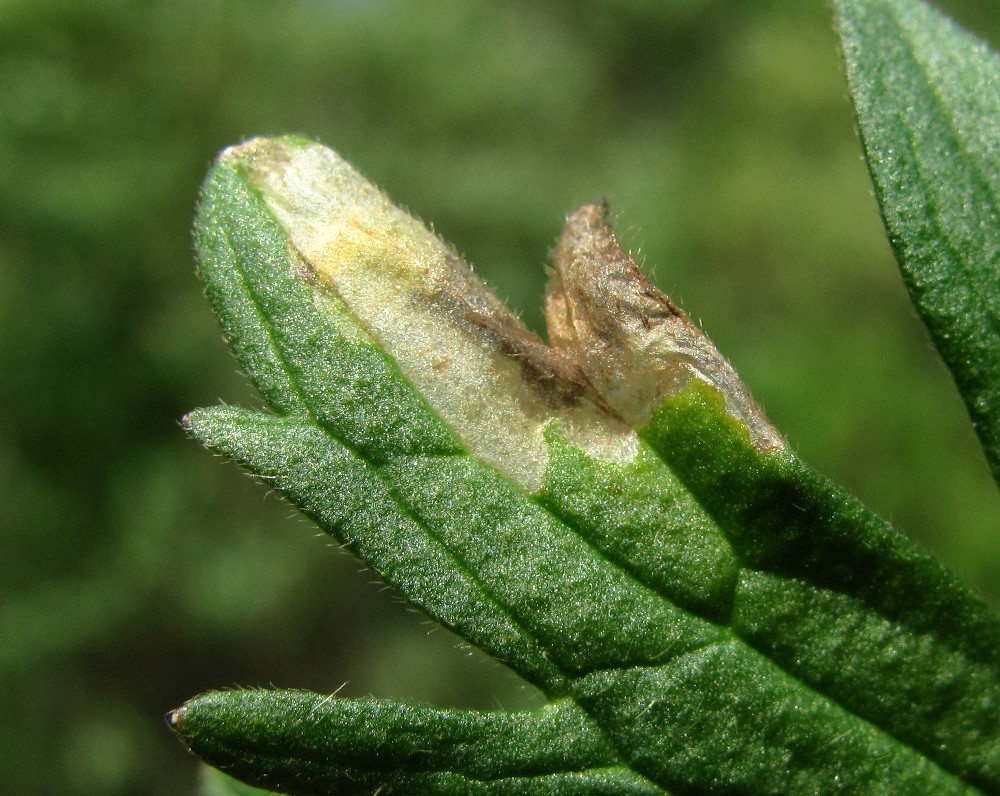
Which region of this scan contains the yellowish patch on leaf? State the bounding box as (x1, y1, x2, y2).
(225, 138, 640, 491)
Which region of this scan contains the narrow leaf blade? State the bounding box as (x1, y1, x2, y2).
(833, 0, 1000, 486)
(170, 691, 665, 796)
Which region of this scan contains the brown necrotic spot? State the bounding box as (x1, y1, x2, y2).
(462, 305, 605, 412)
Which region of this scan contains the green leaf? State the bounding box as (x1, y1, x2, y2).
(174, 691, 661, 795)
(173, 136, 1000, 794)
(833, 0, 1000, 487)
(200, 765, 281, 796)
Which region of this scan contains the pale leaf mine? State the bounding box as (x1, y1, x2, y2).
(227, 137, 782, 492)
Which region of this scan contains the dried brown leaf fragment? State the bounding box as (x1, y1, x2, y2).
(546, 201, 783, 450)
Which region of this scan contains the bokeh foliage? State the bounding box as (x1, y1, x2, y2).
(1, 0, 997, 792)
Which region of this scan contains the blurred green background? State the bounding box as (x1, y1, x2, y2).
(2, 0, 998, 792)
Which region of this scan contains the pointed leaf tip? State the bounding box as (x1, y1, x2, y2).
(166, 706, 185, 729)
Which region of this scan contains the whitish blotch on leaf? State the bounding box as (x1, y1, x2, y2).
(225, 137, 781, 492)
(228, 138, 638, 492)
